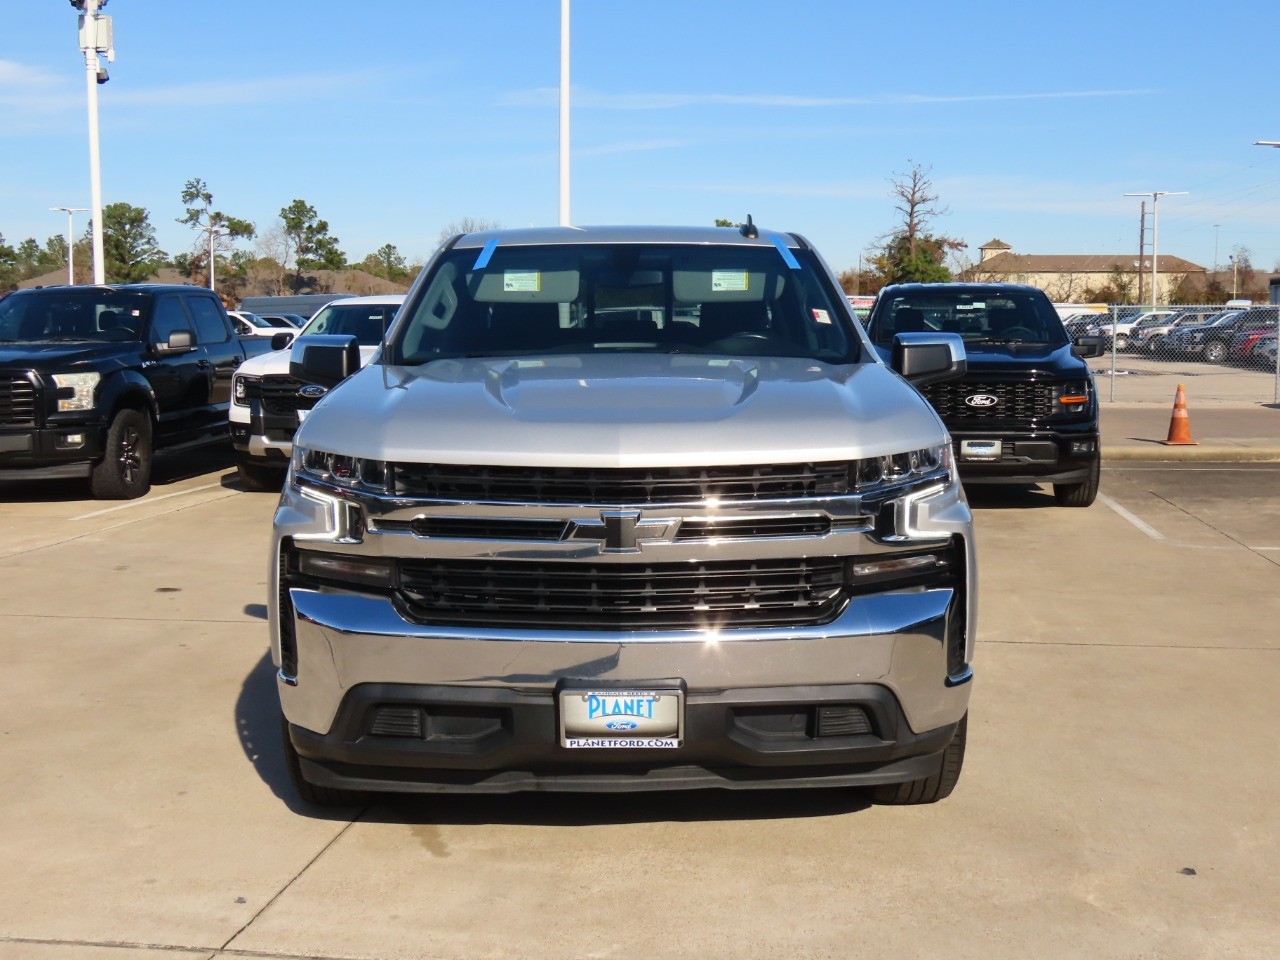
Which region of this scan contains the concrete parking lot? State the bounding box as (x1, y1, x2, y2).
(1, 453, 1278, 960)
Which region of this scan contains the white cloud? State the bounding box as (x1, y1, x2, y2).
(499, 86, 1159, 110)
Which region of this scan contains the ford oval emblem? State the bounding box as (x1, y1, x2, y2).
(964, 394, 999, 408)
(298, 384, 328, 399)
(605, 719, 638, 731)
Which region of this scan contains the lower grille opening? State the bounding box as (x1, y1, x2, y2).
(733, 704, 876, 741)
(815, 705, 872, 738)
(365, 705, 506, 743)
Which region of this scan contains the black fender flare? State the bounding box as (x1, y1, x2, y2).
(98, 370, 159, 424)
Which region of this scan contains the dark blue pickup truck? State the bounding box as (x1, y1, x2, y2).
(0, 284, 274, 498)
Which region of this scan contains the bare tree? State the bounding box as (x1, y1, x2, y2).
(437, 218, 503, 247)
(253, 227, 291, 296)
(889, 161, 948, 261)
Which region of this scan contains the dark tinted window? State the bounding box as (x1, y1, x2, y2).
(0, 290, 149, 343)
(302, 303, 400, 345)
(188, 297, 230, 344)
(867, 287, 1067, 347)
(394, 245, 857, 364)
(149, 296, 193, 343)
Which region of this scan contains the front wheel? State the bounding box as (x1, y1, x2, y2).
(1114, 333, 1130, 352)
(872, 714, 967, 805)
(1054, 455, 1100, 507)
(89, 408, 153, 499)
(1204, 340, 1227, 364)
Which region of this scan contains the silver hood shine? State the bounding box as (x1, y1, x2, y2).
(293, 354, 946, 468)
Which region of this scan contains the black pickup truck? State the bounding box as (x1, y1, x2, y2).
(0, 284, 274, 499)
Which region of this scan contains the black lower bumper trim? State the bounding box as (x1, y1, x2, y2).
(287, 681, 961, 794)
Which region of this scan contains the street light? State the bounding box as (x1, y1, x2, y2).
(209, 226, 230, 293)
(70, 0, 114, 285)
(1228, 254, 1238, 299)
(50, 206, 88, 285)
(1124, 190, 1187, 309)
(559, 0, 570, 226)
(1255, 141, 1280, 403)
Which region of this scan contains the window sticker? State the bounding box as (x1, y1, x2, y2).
(503, 270, 541, 292)
(812, 308, 831, 325)
(711, 270, 749, 292)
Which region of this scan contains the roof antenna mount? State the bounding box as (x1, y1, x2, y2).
(739, 215, 758, 239)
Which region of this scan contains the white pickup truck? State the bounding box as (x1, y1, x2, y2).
(229, 295, 403, 489)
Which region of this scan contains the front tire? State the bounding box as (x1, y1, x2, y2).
(1054, 454, 1100, 507)
(89, 408, 152, 500)
(236, 454, 286, 492)
(872, 714, 967, 805)
(1204, 340, 1227, 364)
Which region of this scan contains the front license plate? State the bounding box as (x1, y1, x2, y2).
(559, 689, 683, 749)
(960, 439, 1001, 462)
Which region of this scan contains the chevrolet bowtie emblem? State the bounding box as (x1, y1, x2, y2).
(565, 511, 680, 553)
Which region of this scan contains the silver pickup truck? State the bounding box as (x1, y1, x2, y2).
(270, 224, 976, 806)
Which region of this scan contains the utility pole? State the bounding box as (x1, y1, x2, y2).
(50, 206, 88, 285)
(209, 227, 230, 293)
(1213, 223, 1220, 273)
(1135, 201, 1147, 304)
(1124, 191, 1187, 308)
(1251, 142, 1280, 403)
(558, 0, 570, 227)
(72, 0, 114, 285)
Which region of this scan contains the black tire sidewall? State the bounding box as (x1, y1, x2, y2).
(90, 408, 153, 499)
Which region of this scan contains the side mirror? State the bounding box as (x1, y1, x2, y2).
(270, 331, 295, 351)
(153, 330, 194, 357)
(290, 334, 360, 388)
(1072, 336, 1107, 359)
(891, 332, 966, 387)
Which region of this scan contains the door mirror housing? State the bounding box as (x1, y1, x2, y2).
(290, 334, 360, 389)
(1072, 336, 1107, 359)
(891, 332, 967, 387)
(153, 330, 194, 357)
(270, 331, 295, 352)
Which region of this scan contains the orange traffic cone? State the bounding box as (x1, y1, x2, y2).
(1161, 383, 1198, 445)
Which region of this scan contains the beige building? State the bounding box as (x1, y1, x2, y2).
(967, 239, 1206, 303)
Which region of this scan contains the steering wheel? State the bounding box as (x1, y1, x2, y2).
(999, 326, 1036, 340)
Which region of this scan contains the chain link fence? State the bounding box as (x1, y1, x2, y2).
(1062, 304, 1280, 403)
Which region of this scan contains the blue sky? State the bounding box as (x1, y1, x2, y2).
(3, 0, 1279, 276)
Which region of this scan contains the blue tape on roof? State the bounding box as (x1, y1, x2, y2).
(473, 238, 498, 270)
(770, 234, 801, 270)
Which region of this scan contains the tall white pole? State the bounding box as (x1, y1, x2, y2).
(558, 0, 570, 226)
(51, 206, 88, 285)
(209, 227, 216, 293)
(1124, 190, 1186, 308)
(80, 0, 106, 285)
(1254, 143, 1280, 403)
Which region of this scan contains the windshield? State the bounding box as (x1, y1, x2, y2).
(866, 288, 1068, 347)
(391, 243, 859, 364)
(302, 302, 400, 345)
(0, 290, 150, 343)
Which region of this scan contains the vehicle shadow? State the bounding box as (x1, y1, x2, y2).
(964, 484, 1058, 510)
(0, 442, 238, 503)
(235, 651, 874, 825)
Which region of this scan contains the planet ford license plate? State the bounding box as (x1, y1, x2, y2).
(559, 689, 683, 749)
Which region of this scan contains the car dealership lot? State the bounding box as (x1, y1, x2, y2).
(1, 462, 1278, 960)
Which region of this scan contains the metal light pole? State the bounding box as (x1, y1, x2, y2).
(1124, 190, 1187, 308)
(73, 0, 114, 285)
(1254, 141, 1280, 400)
(1229, 255, 1238, 299)
(558, 0, 570, 226)
(208, 226, 230, 293)
(50, 206, 88, 285)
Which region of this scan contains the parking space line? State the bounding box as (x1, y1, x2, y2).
(1098, 493, 1166, 541)
(72, 482, 223, 520)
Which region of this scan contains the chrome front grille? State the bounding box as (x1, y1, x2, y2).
(388, 461, 854, 504)
(0, 376, 37, 426)
(395, 556, 848, 629)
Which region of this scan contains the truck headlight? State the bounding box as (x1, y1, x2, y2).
(1052, 380, 1091, 415)
(233, 375, 258, 406)
(853, 443, 951, 493)
(52, 372, 100, 412)
(294, 446, 389, 492)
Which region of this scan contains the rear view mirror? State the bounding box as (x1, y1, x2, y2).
(271, 331, 295, 351)
(891, 332, 967, 387)
(1073, 336, 1106, 359)
(290, 334, 360, 389)
(153, 330, 194, 357)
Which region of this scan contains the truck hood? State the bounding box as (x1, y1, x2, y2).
(237, 344, 380, 377)
(295, 354, 946, 467)
(959, 342, 1090, 378)
(0, 341, 132, 370)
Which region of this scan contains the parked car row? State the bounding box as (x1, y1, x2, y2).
(1078, 305, 1279, 366)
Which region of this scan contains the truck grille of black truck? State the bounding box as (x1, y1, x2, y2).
(258, 375, 320, 417)
(389, 461, 853, 505)
(0, 377, 36, 426)
(923, 380, 1054, 423)
(395, 557, 847, 629)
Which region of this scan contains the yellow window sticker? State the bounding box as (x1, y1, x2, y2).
(503, 270, 541, 292)
(711, 270, 749, 292)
